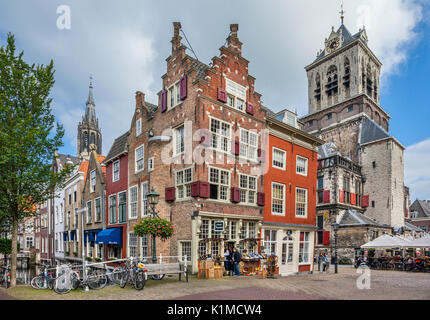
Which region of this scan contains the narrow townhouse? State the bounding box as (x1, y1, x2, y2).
(262, 109, 323, 275)
(127, 23, 267, 272)
(81, 149, 106, 261)
(102, 132, 130, 259)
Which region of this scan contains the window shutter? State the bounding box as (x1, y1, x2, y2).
(339, 189, 344, 203)
(323, 190, 330, 203)
(257, 148, 266, 162)
(199, 182, 210, 198)
(200, 130, 211, 147)
(257, 192, 265, 206)
(233, 140, 240, 155)
(362, 195, 369, 208)
(217, 88, 227, 103)
(300, 232, 304, 241)
(246, 102, 255, 115)
(180, 75, 187, 100)
(318, 160, 323, 169)
(231, 187, 240, 203)
(351, 193, 357, 205)
(323, 231, 330, 245)
(165, 187, 175, 201)
(161, 90, 167, 113)
(191, 181, 200, 197)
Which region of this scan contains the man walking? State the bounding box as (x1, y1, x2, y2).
(232, 248, 242, 276)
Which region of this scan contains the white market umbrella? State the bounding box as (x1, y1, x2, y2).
(403, 234, 430, 248)
(361, 234, 408, 249)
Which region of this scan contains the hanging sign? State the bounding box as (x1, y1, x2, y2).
(214, 221, 225, 233)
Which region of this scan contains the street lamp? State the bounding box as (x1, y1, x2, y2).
(147, 187, 160, 264)
(331, 222, 339, 274)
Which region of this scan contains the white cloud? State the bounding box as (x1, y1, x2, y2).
(405, 137, 430, 201)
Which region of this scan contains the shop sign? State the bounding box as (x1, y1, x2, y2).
(214, 221, 224, 233)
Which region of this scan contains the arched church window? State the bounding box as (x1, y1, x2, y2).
(314, 73, 321, 102)
(84, 131, 88, 147)
(366, 64, 373, 96)
(326, 65, 338, 97)
(91, 132, 95, 145)
(343, 57, 350, 89)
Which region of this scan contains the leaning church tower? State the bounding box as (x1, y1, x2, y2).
(300, 11, 406, 228)
(77, 76, 102, 160)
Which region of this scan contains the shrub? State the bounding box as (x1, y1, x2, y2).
(133, 217, 175, 241)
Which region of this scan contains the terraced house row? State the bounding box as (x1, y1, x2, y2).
(34, 22, 325, 275)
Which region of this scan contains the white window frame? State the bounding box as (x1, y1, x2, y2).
(263, 229, 277, 255)
(167, 80, 181, 110)
(135, 144, 144, 173)
(296, 155, 308, 176)
(140, 235, 149, 258)
(118, 191, 127, 223)
(295, 187, 308, 218)
(173, 124, 185, 156)
(86, 200, 92, 224)
(209, 116, 232, 154)
(239, 173, 257, 205)
(239, 128, 258, 162)
(94, 197, 102, 222)
(271, 182, 285, 216)
(148, 157, 154, 172)
(141, 181, 149, 217)
(175, 167, 193, 200)
(179, 241, 192, 262)
(113, 160, 120, 182)
(225, 78, 247, 113)
(208, 166, 231, 202)
(136, 118, 142, 136)
(128, 232, 138, 258)
(272, 147, 286, 170)
(90, 169, 96, 193)
(109, 194, 117, 224)
(129, 185, 138, 220)
(299, 232, 310, 264)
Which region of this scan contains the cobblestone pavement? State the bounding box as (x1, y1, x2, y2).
(1, 266, 430, 300)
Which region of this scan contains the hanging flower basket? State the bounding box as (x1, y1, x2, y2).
(133, 217, 175, 241)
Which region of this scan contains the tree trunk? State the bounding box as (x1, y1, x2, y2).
(10, 212, 18, 288)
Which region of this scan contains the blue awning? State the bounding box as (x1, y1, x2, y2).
(95, 228, 122, 245)
(86, 229, 102, 243)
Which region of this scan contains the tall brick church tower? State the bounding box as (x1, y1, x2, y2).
(300, 14, 407, 228)
(77, 77, 102, 159)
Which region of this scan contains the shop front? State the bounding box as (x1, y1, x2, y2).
(190, 212, 263, 274)
(262, 222, 316, 275)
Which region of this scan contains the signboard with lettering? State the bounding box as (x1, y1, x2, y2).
(214, 221, 224, 233)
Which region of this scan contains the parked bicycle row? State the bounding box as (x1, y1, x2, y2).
(354, 256, 430, 272)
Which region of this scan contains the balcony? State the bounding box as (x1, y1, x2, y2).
(318, 155, 361, 175)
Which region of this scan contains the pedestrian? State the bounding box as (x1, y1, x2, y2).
(223, 245, 231, 276)
(322, 252, 329, 272)
(232, 248, 242, 276)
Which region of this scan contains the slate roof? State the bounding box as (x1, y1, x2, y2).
(104, 131, 129, 164)
(314, 24, 361, 63)
(360, 116, 389, 145)
(339, 210, 387, 227)
(410, 200, 430, 218)
(56, 153, 81, 166)
(404, 222, 425, 232)
(260, 105, 276, 118)
(189, 56, 209, 81)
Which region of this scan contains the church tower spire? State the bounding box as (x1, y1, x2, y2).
(340, 2, 345, 25)
(77, 75, 102, 159)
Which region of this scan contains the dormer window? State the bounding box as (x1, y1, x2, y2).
(167, 81, 181, 110)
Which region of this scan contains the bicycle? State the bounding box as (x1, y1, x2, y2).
(0, 265, 10, 288)
(119, 258, 147, 290)
(31, 264, 56, 290)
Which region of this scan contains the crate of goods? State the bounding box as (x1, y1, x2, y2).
(213, 266, 223, 279)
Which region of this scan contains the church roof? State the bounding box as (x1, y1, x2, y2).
(56, 153, 81, 166)
(360, 116, 389, 145)
(104, 131, 129, 164)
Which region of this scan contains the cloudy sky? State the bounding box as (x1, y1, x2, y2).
(0, 0, 429, 200)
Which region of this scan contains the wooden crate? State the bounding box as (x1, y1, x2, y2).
(213, 266, 223, 279)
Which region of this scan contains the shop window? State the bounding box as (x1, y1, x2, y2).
(180, 241, 192, 262)
(211, 242, 220, 258)
(176, 167, 193, 200)
(199, 220, 209, 239)
(299, 232, 310, 263)
(198, 242, 207, 259)
(240, 223, 247, 240)
(209, 167, 230, 201)
(239, 174, 257, 204)
(109, 245, 121, 259)
(229, 221, 237, 239)
(263, 230, 277, 255)
(211, 221, 221, 239)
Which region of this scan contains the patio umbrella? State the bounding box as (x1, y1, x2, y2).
(361, 234, 409, 248)
(403, 234, 430, 248)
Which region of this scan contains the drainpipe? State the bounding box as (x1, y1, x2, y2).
(102, 189, 106, 261)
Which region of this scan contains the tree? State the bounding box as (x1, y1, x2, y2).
(0, 33, 73, 287)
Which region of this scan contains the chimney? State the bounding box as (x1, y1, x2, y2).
(171, 22, 182, 52)
(226, 24, 242, 55)
(135, 91, 145, 110)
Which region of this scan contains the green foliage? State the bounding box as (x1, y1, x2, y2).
(0, 238, 20, 254)
(134, 217, 175, 241)
(0, 33, 75, 221)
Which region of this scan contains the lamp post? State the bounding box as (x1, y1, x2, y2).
(332, 222, 339, 274)
(147, 187, 160, 264)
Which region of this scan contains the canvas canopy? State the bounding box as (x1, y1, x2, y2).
(361, 234, 409, 249)
(403, 234, 430, 248)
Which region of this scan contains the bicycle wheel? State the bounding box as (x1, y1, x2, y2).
(111, 267, 124, 285)
(71, 273, 81, 290)
(134, 271, 146, 291)
(88, 271, 107, 290)
(31, 276, 44, 289)
(151, 274, 165, 280)
(53, 277, 72, 294)
(119, 271, 129, 288)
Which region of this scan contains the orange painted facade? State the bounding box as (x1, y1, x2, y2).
(263, 134, 318, 227)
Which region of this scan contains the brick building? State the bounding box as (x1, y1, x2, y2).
(408, 200, 430, 233)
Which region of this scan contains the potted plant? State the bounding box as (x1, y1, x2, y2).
(65, 251, 70, 255)
(133, 216, 175, 241)
(73, 251, 78, 257)
(94, 257, 102, 262)
(86, 256, 93, 262)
